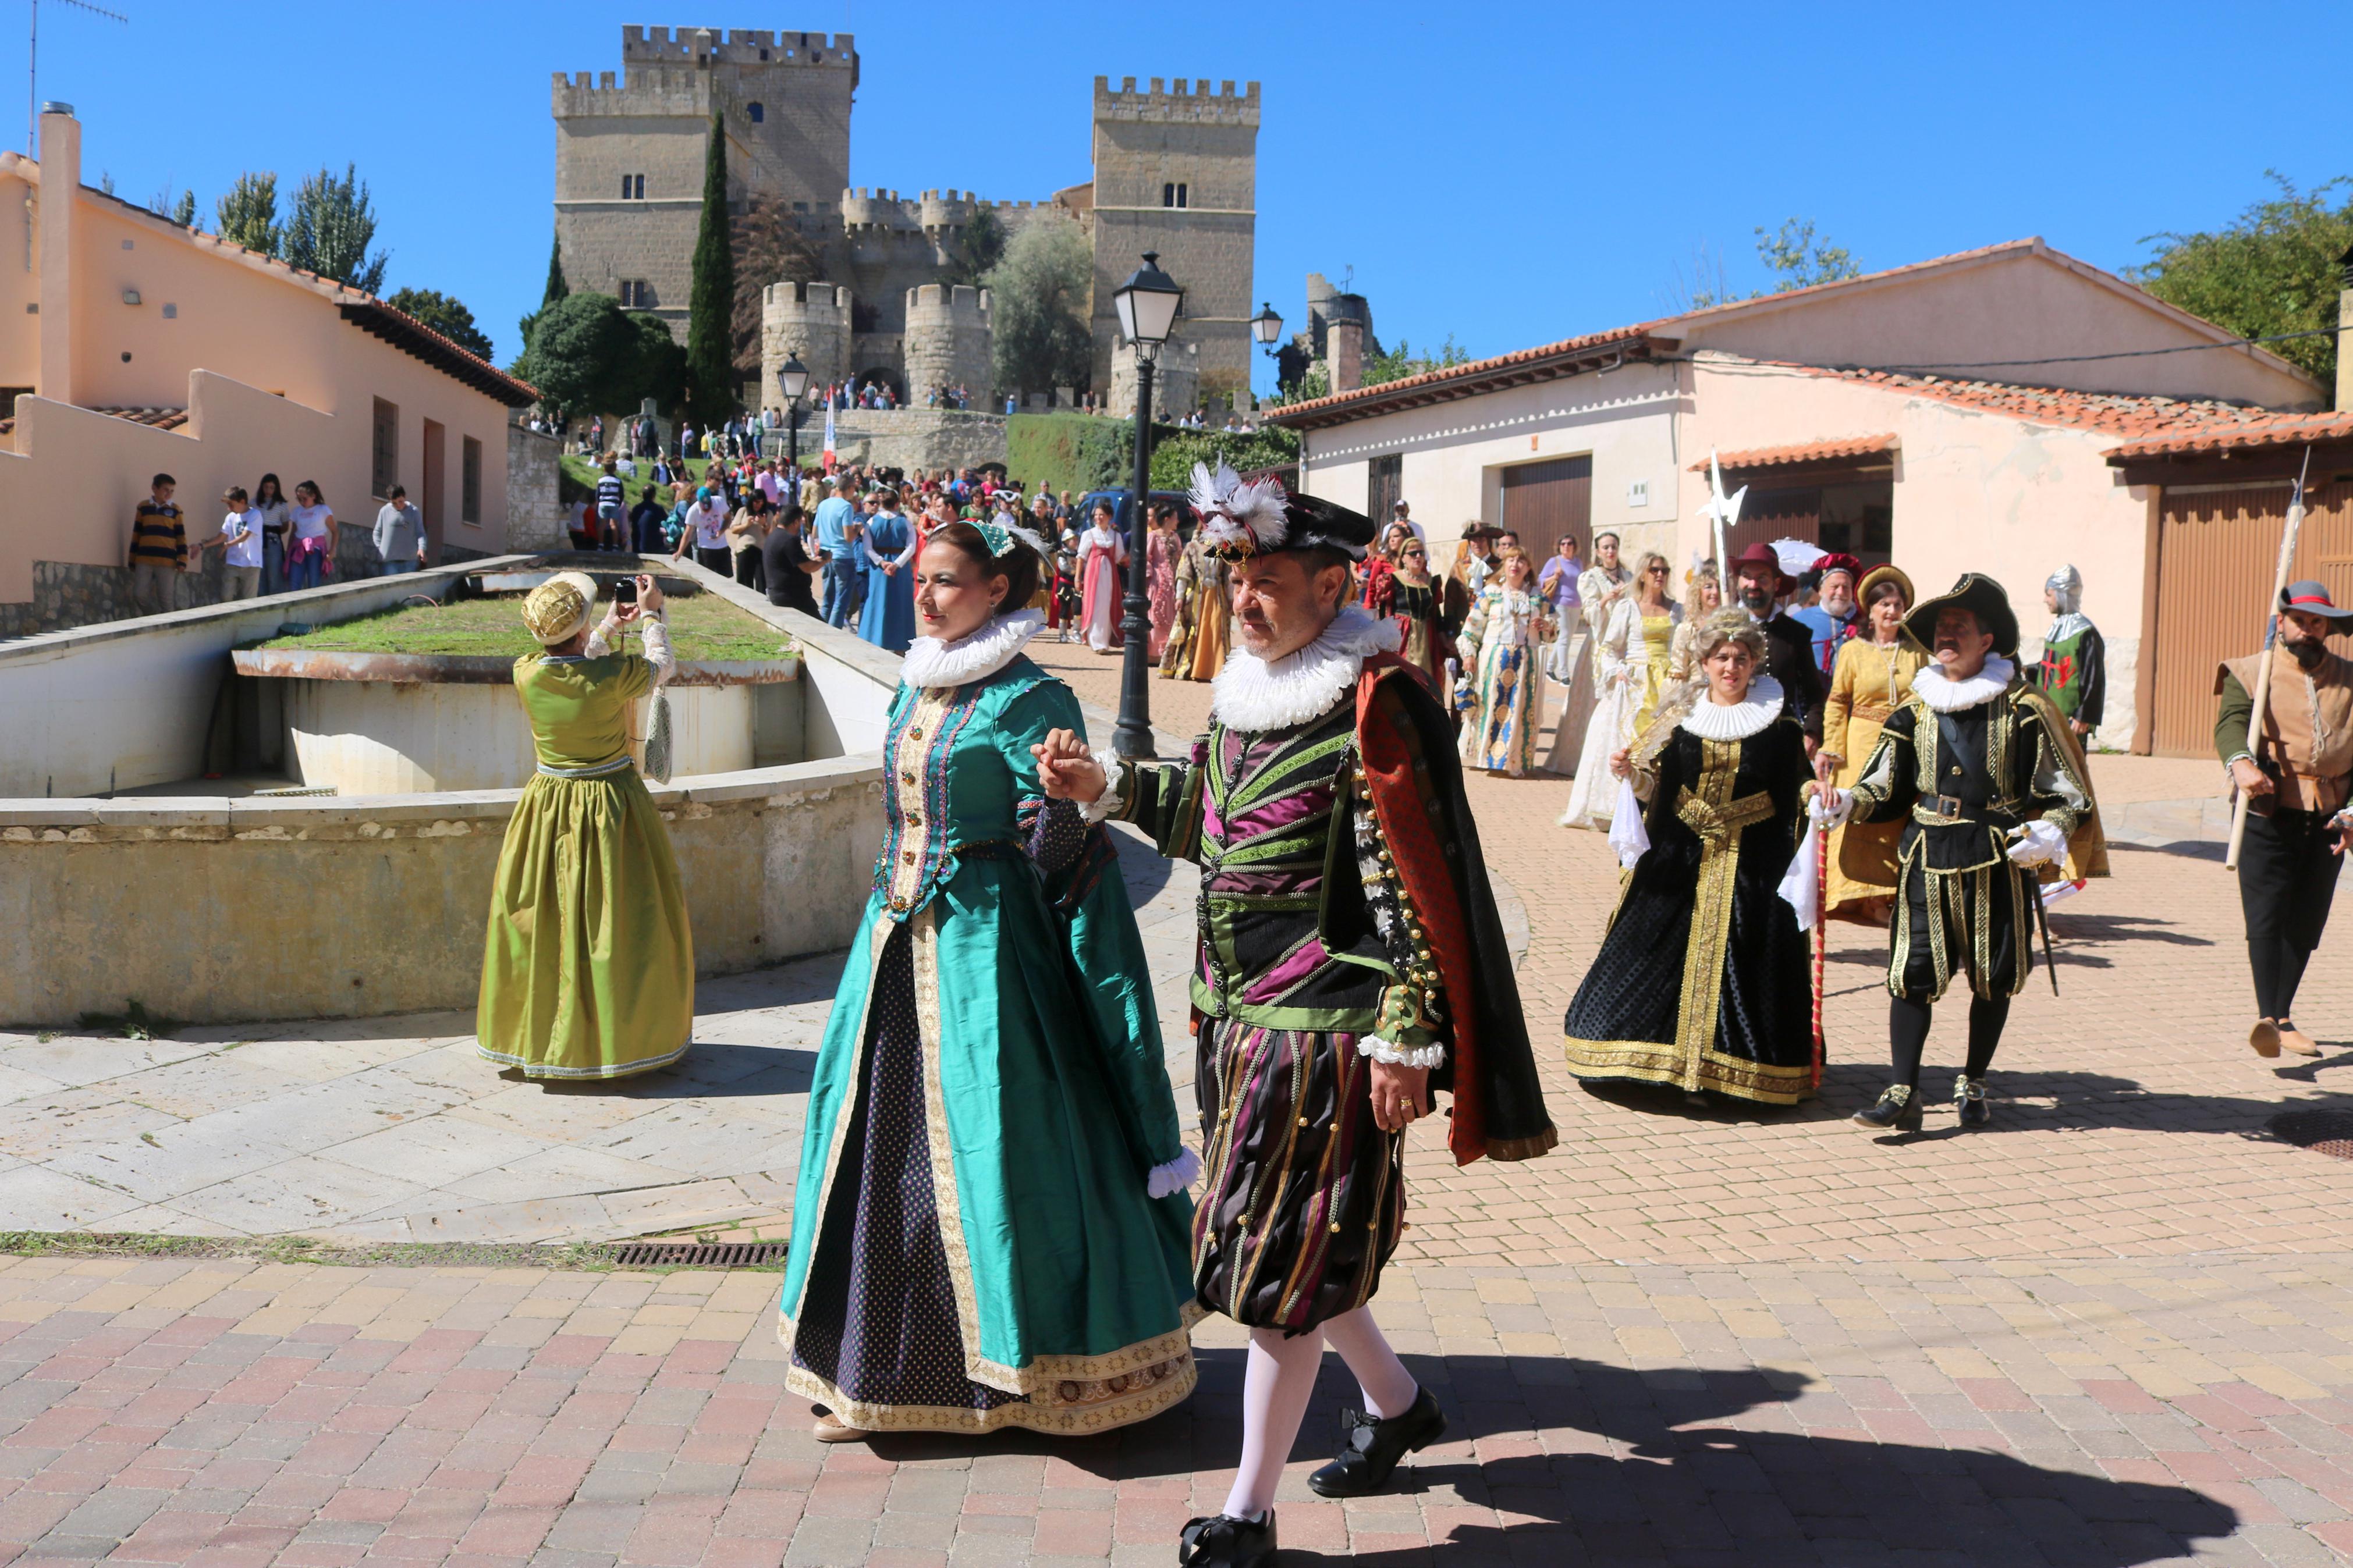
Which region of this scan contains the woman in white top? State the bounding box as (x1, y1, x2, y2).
(250, 473, 292, 597)
(1543, 532, 1634, 776)
(1560, 551, 1682, 829)
(285, 481, 338, 592)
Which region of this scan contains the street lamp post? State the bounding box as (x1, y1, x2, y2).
(1112, 253, 1184, 761)
(777, 353, 810, 482)
(1250, 302, 1284, 357)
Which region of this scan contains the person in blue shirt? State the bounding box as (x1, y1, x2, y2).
(1788, 552, 1863, 680)
(811, 477, 858, 627)
(857, 489, 918, 652)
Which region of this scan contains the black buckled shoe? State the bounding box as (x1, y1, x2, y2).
(1307, 1385, 1446, 1498)
(1954, 1075, 1991, 1129)
(1850, 1083, 1922, 1133)
(1179, 1510, 1276, 1567)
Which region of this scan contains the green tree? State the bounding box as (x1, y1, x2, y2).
(1756, 218, 1859, 291)
(684, 112, 737, 424)
(148, 186, 196, 229)
(941, 207, 1006, 290)
(514, 291, 638, 426)
(518, 233, 571, 357)
(215, 172, 281, 257)
(2131, 172, 2353, 400)
(621, 310, 690, 414)
(1363, 334, 1472, 388)
(386, 287, 495, 360)
(1148, 424, 1301, 490)
(984, 216, 1092, 399)
(284, 164, 388, 294)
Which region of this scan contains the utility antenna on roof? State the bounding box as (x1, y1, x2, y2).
(27, 0, 126, 155)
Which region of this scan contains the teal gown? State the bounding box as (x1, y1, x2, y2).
(777, 644, 1199, 1435)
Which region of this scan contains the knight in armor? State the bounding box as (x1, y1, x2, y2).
(1839, 575, 2106, 1132)
(2215, 580, 2353, 1059)
(1037, 465, 1555, 1568)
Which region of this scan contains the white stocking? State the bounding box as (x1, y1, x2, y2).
(1220, 1325, 1324, 1520)
(1320, 1305, 1418, 1420)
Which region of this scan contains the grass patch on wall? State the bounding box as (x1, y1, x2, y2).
(257, 592, 792, 663)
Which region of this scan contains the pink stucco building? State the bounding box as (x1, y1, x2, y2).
(0, 105, 539, 634)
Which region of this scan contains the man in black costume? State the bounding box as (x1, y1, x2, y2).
(1037, 464, 1554, 1568)
(1729, 542, 1827, 748)
(1839, 574, 2104, 1132)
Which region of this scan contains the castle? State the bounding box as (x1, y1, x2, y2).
(551, 27, 1259, 413)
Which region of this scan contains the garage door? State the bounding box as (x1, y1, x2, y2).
(2148, 478, 2353, 756)
(1499, 456, 1591, 549)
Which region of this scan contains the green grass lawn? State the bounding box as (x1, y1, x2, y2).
(256, 590, 793, 663)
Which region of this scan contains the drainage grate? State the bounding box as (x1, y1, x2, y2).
(605, 1240, 788, 1268)
(2266, 1111, 2353, 1160)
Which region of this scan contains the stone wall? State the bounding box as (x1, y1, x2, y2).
(903, 284, 992, 406)
(772, 410, 1008, 473)
(0, 525, 397, 640)
(1108, 340, 1202, 424)
(758, 282, 853, 410)
(505, 424, 567, 551)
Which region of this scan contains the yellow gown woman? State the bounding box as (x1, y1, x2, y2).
(1820, 564, 1926, 921)
(477, 571, 695, 1078)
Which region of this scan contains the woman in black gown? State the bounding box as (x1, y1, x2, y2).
(1563, 609, 1818, 1104)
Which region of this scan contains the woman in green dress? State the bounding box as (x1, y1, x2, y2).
(477, 571, 695, 1080)
(778, 520, 1201, 1441)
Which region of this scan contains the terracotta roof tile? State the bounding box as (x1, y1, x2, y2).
(1264, 323, 1675, 422)
(1781, 363, 2337, 443)
(0, 404, 189, 438)
(1690, 433, 1897, 472)
(2102, 411, 2353, 460)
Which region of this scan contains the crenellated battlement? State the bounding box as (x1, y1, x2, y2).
(905, 283, 991, 321)
(1092, 76, 1260, 125)
(620, 26, 854, 65)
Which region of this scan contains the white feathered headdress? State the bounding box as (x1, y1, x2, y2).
(1188, 460, 1291, 559)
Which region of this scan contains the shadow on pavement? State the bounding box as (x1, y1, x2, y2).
(516, 1039, 817, 1099)
(860, 1350, 2235, 1565)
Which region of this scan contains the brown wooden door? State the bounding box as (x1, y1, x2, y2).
(2148, 478, 2353, 756)
(1499, 456, 1591, 550)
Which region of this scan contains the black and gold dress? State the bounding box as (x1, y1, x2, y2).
(1563, 676, 1818, 1103)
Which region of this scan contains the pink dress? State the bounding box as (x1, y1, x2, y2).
(1146, 529, 1180, 660)
(1077, 527, 1127, 651)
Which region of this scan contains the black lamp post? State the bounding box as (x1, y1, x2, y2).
(1111, 252, 1184, 760)
(777, 353, 810, 481)
(1250, 302, 1284, 356)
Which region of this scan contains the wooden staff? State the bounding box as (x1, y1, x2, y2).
(1811, 824, 1827, 1090)
(2224, 448, 2313, 871)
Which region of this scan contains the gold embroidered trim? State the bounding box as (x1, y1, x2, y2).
(1667, 738, 1761, 1091)
(776, 1341, 1198, 1435)
(1562, 1035, 1814, 1103)
(906, 909, 1007, 1392)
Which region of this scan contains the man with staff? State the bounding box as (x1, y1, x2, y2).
(2216, 579, 2353, 1059)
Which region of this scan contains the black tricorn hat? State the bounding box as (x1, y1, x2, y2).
(1190, 460, 1379, 561)
(1904, 573, 2020, 659)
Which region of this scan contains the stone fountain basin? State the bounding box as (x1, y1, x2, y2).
(231, 646, 804, 794)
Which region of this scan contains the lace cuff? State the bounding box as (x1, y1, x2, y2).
(1357, 1036, 1447, 1070)
(1145, 1147, 1201, 1198)
(640, 611, 675, 687)
(1081, 747, 1126, 826)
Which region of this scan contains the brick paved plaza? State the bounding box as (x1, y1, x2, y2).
(3, 646, 2353, 1565)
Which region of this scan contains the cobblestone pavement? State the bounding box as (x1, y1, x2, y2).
(5, 638, 2353, 1563)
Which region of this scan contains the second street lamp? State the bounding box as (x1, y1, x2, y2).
(777, 352, 810, 475)
(1250, 301, 1284, 354)
(1111, 253, 1183, 760)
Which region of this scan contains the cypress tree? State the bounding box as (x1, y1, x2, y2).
(685, 111, 736, 426)
(542, 233, 569, 310)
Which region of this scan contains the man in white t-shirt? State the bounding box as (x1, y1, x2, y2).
(671, 486, 734, 575)
(198, 485, 267, 600)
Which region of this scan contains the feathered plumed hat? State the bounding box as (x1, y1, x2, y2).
(1188, 460, 1378, 563)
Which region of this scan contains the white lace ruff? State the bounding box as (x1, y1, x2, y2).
(1913, 655, 2015, 713)
(900, 609, 1045, 690)
(1210, 606, 1403, 733)
(1678, 675, 1785, 740)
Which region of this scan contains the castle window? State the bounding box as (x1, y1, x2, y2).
(619, 280, 655, 309)
(1163, 182, 1188, 209)
(620, 173, 645, 200)
(747, 102, 765, 123)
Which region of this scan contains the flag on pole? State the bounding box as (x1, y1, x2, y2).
(822, 401, 837, 472)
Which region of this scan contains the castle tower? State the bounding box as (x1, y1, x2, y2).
(760, 281, 854, 412)
(552, 27, 858, 343)
(903, 284, 993, 406)
(1086, 77, 1259, 406)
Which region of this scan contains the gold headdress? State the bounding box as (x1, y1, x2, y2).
(521, 571, 600, 646)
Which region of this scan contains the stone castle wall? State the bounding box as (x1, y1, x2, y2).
(763, 410, 1007, 474)
(903, 285, 992, 406)
(759, 282, 853, 411)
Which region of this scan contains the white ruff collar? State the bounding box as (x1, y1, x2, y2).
(900, 609, 1044, 690)
(1212, 605, 1403, 733)
(1913, 655, 2015, 713)
(1680, 675, 1784, 740)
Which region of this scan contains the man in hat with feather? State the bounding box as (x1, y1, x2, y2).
(2215, 579, 2353, 1059)
(1035, 463, 1556, 1568)
(1834, 574, 2106, 1132)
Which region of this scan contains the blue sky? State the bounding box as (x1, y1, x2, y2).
(17, 0, 2350, 387)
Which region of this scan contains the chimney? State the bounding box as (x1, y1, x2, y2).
(1330, 320, 1362, 394)
(2337, 242, 2353, 413)
(36, 102, 77, 408)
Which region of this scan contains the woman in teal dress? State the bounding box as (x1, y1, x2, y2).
(779, 519, 1201, 1440)
(857, 491, 918, 652)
